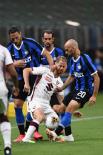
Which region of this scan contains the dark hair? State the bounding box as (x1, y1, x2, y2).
(42, 29, 55, 38)
(8, 26, 20, 34)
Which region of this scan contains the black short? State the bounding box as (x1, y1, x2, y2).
(12, 75, 36, 101)
(64, 90, 92, 108)
(50, 93, 60, 107)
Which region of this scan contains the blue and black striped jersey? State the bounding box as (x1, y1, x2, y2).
(7, 38, 43, 80)
(40, 47, 64, 65)
(69, 54, 97, 95)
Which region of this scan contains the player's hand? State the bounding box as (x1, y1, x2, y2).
(14, 59, 26, 68)
(12, 87, 19, 96)
(88, 95, 96, 106)
(23, 84, 30, 94)
(55, 86, 63, 92)
(73, 111, 83, 118)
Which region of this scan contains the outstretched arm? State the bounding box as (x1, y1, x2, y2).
(42, 49, 54, 67)
(62, 75, 75, 90)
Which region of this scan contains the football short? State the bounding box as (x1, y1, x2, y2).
(64, 90, 92, 108)
(12, 75, 36, 101)
(50, 93, 60, 107)
(28, 97, 58, 119)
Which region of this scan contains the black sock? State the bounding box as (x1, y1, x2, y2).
(25, 120, 30, 132)
(65, 125, 72, 136)
(18, 124, 25, 135)
(4, 147, 11, 155)
(55, 125, 63, 136)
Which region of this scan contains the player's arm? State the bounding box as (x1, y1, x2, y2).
(6, 64, 19, 96)
(23, 66, 48, 93)
(42, 48, 54, 67)
(89, 72, 100, 105)
(23, 68, 32, 93)
(59, 75, 75, 91)
(84, 54, 100, 105)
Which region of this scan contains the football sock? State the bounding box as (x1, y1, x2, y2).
(55, 125, 63, 136)
(15, 107, 25, 135)
(25, 112, 32, 132)
(60, 112, 72, 127)
(65, 125, 72, 136)
(24, 120, 39, 140)
(0, 122, 11, 148)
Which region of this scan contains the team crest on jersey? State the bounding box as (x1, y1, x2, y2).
(25, 50, 29, 55)
(77, 64, 81, 69)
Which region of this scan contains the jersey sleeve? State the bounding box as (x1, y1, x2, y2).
(57, 77, 64, 96)
(84, 54, 97, 75)
(31, 66, 49, 75)
(28, 38, 43, 55)
(4, 47, 13, 65)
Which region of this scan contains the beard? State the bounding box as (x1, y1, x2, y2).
(45, 43, 51, 48)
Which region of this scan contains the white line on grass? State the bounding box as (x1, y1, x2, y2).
(11, 115, 103, 129)
(72, 115, 103, 122)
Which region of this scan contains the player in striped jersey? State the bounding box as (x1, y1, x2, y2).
(41, 31, 81, 140)
(7, 27, 53, 142)
(40, 30, 64, 67)
(46, 39, 100, 142)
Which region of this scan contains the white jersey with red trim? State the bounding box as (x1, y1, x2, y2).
(0, 45, 13, 97)
(29, 66, 64, 104)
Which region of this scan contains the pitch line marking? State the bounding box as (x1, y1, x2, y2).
(11, 115, 103, 129)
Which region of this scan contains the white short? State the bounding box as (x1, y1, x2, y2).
(28, 97, 59, 121)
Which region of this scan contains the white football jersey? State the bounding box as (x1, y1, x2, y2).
(29, 66, 64, 103)
(0, 44, 13, 97)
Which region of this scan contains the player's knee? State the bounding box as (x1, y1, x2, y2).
(0, 113, 9, 123)
(14, 100, 24, 108)
(66, 101, 79, 113)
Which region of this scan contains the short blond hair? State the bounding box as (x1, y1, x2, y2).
(56, 56, 67, 64)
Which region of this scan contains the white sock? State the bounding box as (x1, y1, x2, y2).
(0, 122, 11, 148)
(23, 125, 36, 140)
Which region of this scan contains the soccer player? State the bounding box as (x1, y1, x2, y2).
(46, 39, 100, 142)
(41, 30, 82, 140)
(41, 30, 64, 67)
(0, 44, 19, 155)
(22, 56, 67, 143)
(24, 29, 65, 134)
(7, 26, 53, 142)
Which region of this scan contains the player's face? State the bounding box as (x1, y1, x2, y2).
(64, 44, 75, 56)
(56, 61, 67, 75)
(9, 32, 22, 46)
(42, 33, 54, 48)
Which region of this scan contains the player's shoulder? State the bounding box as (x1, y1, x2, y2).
(23, 37, 39, 44)
(55, 47, 64, 52)
(0, 44, 8, 52)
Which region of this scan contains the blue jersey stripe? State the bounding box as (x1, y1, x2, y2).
(69, 54, 97, 94)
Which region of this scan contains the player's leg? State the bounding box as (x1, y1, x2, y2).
(13, 80, 28, 142)
(22, 107, 44, 143)
(0, 98, 12, 155)
(25, 75, 43, 140)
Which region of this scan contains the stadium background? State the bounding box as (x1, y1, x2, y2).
(0, 0, 103, 116)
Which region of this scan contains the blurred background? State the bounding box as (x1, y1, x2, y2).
(0, 0, 103, 92)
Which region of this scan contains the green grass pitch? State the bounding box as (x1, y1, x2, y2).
(0, 93, 103, 155)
